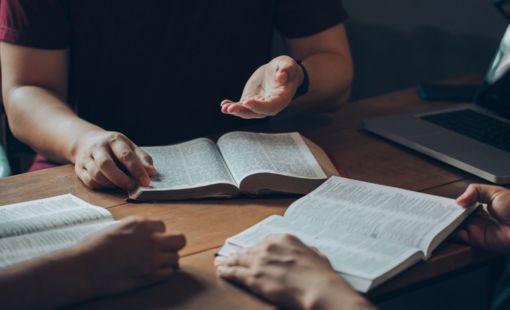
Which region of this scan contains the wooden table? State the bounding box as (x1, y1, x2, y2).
(0, 80, 502, 309)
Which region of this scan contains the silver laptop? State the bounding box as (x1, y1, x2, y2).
(364, 26, 510, 184)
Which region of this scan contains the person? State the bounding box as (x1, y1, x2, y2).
(0, 216, 186, 309)
(215, 184, 510, 310)
(0, 1, 353, 191)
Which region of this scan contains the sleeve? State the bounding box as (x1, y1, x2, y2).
(275, 0, 348, 38)
(0, 0, 70, 49)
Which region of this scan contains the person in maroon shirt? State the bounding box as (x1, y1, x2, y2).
(0, 1, 352, 191)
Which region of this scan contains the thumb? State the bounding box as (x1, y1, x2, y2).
(456, 184, 499, 207)
(273, 57, 297, 85)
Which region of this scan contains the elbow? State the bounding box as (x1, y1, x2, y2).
(3, 86, 31, 143)
(326, 61, 354, 113)
(328, 86, 352, 113)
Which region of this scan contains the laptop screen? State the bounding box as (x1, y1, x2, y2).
(476, 25, 510, 119)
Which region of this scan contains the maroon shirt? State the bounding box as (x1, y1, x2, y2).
(0, 0, 347, 146)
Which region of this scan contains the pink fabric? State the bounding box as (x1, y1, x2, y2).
(28, 154, 59, 172)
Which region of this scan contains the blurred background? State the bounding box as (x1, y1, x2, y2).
(344, 0, 507, 100)
(274, 0, 508, 100)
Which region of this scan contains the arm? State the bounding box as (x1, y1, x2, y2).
(0, 217, 186, 309)
(215, 234, 375, 310)
(221, 24, 353, 119)
(286, 23, 353, 111)
(1, 42, 156, 190)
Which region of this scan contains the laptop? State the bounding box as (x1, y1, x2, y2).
(364, 25, 510, 184)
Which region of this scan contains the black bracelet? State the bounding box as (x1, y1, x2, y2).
(293, 59, 310, 99)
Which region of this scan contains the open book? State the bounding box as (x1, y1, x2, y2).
(129, 132, 339, 201)
(0, 194, 115, 268)
(218, 177, 477, 293)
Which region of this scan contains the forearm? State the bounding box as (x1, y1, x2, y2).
(0, 249, 93, 309)
(5, 85, 103, 163)
(292, 52, 353, 112)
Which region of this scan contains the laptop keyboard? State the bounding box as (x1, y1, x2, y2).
(421, 110, 510, 153)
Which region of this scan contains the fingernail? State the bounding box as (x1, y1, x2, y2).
(142, 176, 151, 186)
(216, 266, 227, 274)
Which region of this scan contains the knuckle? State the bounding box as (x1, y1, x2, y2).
(119, 150, 134, 162)
(143, 154, 153, 164)
(280, 233, 296, 242)
(262, 242, 278, 253)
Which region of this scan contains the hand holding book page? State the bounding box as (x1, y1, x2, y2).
(131, 132, 339, 201)
(0, 195, 115, 268)
(219, 177, 477, 292)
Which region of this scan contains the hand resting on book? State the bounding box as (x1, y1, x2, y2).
(215, 234, 375, 310)
(73, 130, 158, 190)
(215, 184, 510, 310)
(0, 216, 186, 309)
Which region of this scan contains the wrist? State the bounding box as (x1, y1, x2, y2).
(303, 275, 374, 310)
(293, 59, 309, 100)
(68, 127, 104, 163)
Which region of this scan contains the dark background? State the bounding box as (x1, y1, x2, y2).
(274, 0, 508, 100)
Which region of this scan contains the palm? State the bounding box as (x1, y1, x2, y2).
(221, 55, 302, 119)
(241, 64, 294, 106)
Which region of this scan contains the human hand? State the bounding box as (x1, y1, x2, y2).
(221, 55, 304, 119)
(73, 217, 186, 297)
(73, 130, 157, 190)
(455, 184, 510, 252)
(215, 234, 373, 310)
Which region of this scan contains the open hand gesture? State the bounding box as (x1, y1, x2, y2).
(221, 56, 304, 119)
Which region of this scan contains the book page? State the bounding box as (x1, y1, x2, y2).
(0, 195, 113, 238)
(225, 215, 419, 280)
(143, 138, 237, 190)
(284, 177, 469, 253)
(217, 132, 326, 183)
(0, 221, 115, 268)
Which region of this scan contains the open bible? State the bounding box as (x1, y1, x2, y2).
(218, 177, 477, 293)
(0, 194, 115, 268)
(129, 132, 339, 201)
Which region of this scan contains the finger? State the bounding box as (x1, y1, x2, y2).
(221, 102, 234, 114)
(110, 139, 151, 187)
(134, 147, 158, 177)
(221, 99, 234, 107)
(216, 265, 252, 284)
(78, 167, 103, 189)
(224, 103, 267, 119)
(124, 217, 166, 233)
(309, 246, 329, 260)
(84, 160, 116, 188)
(156, 233, 187, 251)
(273, 57, 296, 85)
(155, 252, 180, 268)
(215, 249, 254, 268)
(92, 148, 136, 190)
(457, 184, 501, 207)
